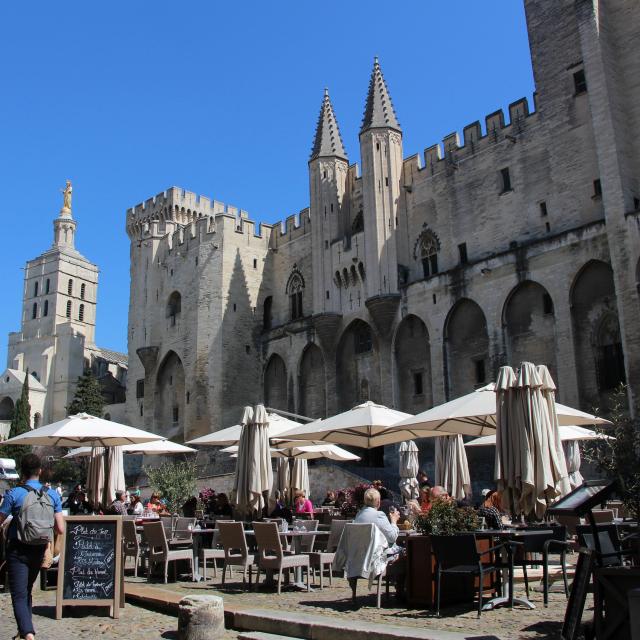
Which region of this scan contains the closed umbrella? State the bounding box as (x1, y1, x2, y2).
(290, 458, 310, 498)
(434, 435, 471, 501)
(496, 363, 570, 518)
(564, 440, 583, 489)
(232, 405, 273, 516)
(398, 441, 420, 501)
(105, 446, 125, 505)
(273, 457, 289, 497)
(87, 446, 105, 508)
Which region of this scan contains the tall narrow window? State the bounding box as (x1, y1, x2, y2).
(474, 359, 486, 385)
(543, 293, 554, 315)
(413, 371, 424, 396)
(43, 300, 49, 317)
(67, 279, 73, 295)
(500, 167, 512, 193)
(80, 283, 86, 300)
(66, 300, 72, 318)
(263, 296, 273, 331)
(286, 272, 304, 321)
(539, 201, 548, 217)
(172, 406, 179, 423)
(573, 69, 587, 94)
(31, 303, 37, 319)
(419, 231, 439, 279)
(354, 323, 373, 354)
(593, 179, 602, 198)
(166, 291, 182, 326)
(45, 279, 50, 294)
(458, 242, 468, 265)
(78, 304, 85, 322)
(33, 281, 39, 297)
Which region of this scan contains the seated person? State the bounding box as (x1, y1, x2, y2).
(322, 491, 336, 506)
(293, 491, 314, 514)
(110, 490, 129, 516)
(146, 493, 169, 514)
(417, 470, 431, 487)
(68, 490, 92, 515)
(129, 494, 144, 516)
(419, 485, 432, 513)
(182, 496, 198, 518)
(379, 487, 398, 515)
(430, 485, 450, 501)
(213, 493, 233, 517)
(334, 491, 346, 509)
(477, 489, 503, 530)
(354, 487, 399, 545)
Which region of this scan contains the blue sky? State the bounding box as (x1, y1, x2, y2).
(0, 1, 534, 366)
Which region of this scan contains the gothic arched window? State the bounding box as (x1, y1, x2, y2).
(66, 300, 72, 318)
(286, 270, 305, 321)
(78, 304, 85, 322)
(167, 291, 181, 326)
(43, 300, 49, 317)
(68, 279, 73, 296)
(418, 231, 439, 279)
(80, 283, 86, 300)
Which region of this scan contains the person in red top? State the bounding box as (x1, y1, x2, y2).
(293, 491, 313, 514)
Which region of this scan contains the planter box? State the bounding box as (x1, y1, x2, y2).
(406, 535, 495, 609)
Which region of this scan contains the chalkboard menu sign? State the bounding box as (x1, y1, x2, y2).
(562, 548, 593, 640)
(56, 516, 123, 620)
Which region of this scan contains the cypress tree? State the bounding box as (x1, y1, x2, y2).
(5, 371, 32, 467)
(67, 370, 104, 417)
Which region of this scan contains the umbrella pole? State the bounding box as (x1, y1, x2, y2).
(102, 448, 110, 510)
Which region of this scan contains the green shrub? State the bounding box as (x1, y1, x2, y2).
(414, 498, 480, 536)
(145, 461, 198, 514)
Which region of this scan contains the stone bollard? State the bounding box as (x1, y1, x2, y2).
(177, 595, 225, 640)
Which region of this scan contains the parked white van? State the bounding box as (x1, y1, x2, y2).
(0, 458, 19, 492)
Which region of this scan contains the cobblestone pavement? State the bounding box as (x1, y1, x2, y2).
(155, 572, 591, 640)
(0, 590, 241, 640)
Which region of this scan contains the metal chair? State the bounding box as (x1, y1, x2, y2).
(518, 525, 570, 606)
(217, 521, 255, 588)
(576, 524, 637, 567)
(308, 518, 347, 589)
(430, 533, 503, 618)
(253, 521, 309, 594)
(143, 521, 193, 583)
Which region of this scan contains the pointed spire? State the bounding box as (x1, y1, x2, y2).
(310, 88, 348, 161)
(360, 57, 401, 134)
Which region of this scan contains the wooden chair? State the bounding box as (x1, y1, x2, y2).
(122, 519, 142, 577)
(218, 521, 254, 588)
(430, 533, 503, 618)
(253, 521, 309, 594)
(143, 521, 193, 583)
(308, 518, 347, 589)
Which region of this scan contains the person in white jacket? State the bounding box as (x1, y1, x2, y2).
(354, 488, 399, 545)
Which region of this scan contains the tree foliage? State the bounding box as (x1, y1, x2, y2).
(67, 370, 104, 417)
(414, 498, 480, 536)
(145, 461, 198, 514)
(4, 372, 32, 468)
(584, 384, 640, 521)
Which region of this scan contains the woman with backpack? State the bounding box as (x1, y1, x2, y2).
(0, 453, 64, 640)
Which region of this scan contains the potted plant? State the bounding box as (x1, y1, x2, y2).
(414, 499, 480, 536)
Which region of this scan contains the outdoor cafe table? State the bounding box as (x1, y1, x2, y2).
(476, 528, 554, 610)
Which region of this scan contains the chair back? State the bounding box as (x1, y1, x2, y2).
(333, 523, 388, 579)
(592, 509, 614, 524)
(522, 525, 567, 553)
(253, 521, 283, 561)
(173, 517, 195, 543)
(326, 518, 348, 553)
(122, 519, 139, 552)
(159, 515, 174, 537)
(294, 519, 318, 552)
(576, 524, 621, 566)
(218, 521, 249, 560)
(430, 534, 479, 568)
(143, 521, 168, 562)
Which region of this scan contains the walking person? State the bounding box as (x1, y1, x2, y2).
(0, 453, 64, 640)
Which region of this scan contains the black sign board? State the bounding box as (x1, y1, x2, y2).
(547, 479, 617, 517)
(56, 516, 122, 619)
(562, 548, 594, 640)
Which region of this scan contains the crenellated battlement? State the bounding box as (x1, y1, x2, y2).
(402, 96, 537, 178)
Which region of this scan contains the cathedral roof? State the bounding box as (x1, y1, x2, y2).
(310, 88, 348, 161)
(360, 57, 401, 134)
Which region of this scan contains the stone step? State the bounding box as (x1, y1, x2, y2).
(238, 633, 303, 640)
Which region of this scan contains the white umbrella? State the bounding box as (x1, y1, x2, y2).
(398, 441, 420, 501)
(290, 458, 310, 498)
(105, 446, 125, 505)
(0, 413, 165, 447)
(65, 439, 197, 458)
(389, 383, 611, 439)
(465, 424, 612, 447)
(223, 443, 361, 462)
(187, 412, 302, 447)
(434, 435, 471, 501)
(273, 401, 414, 449)
(232, 405, 273, 516)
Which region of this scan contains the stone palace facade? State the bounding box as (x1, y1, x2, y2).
(125, 0, 640, 471)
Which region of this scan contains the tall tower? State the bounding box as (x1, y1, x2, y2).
(309, 88, 349, 313)
(359, 58, 403, 306)
(7, 182, 99, 422)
